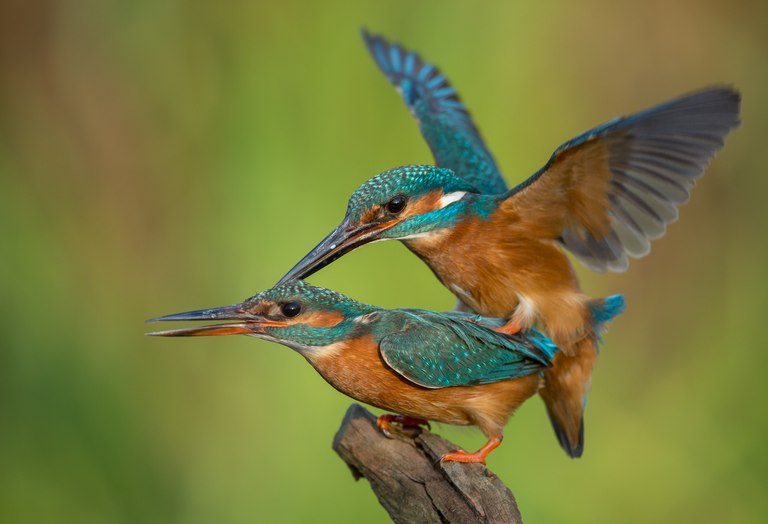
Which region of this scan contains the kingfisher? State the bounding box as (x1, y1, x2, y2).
(147, 280, 624, 463)
(276, 31, 741, 457)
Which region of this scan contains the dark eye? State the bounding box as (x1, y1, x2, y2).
(281, 302, 301, 318)
(386, 195, 407, 214)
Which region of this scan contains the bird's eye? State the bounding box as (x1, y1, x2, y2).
(281, 302, 301, 318)
(386, 195, 407, 214)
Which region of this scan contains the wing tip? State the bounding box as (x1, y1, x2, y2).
(360, 28, 409, 76)
(359, 28, 464, 106)
(640, 85, 742, 132)
(359, 27, 378, 53)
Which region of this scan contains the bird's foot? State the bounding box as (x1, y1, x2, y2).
(377, 414, 431, 438)
(439, 436, 503, 465)
(495, 319, 522, 335)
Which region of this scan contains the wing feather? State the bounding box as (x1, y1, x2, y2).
(362, 30, 507, 194)
(379, 311, 557, 389)
(504, 87, 740, 272)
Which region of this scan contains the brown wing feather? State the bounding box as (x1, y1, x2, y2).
(502, 87, 740, 272)
(506, 139, 616, 240)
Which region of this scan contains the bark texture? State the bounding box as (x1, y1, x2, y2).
(332, 404, 523, 523)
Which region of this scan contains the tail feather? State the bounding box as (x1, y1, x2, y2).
(550, 413, 584, 459)
(544, 295, 625, 458)
(590, 294, 626, 343)
(590, 294, 626, 327)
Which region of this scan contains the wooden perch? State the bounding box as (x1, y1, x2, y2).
(332, 404, 523, 523)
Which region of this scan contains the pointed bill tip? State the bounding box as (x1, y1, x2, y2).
(145, 304, 247, 324)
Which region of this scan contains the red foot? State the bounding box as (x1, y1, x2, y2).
(440, 436, 503, 465)
(377, 414, 431, 438)
(495, 319, 522, 335)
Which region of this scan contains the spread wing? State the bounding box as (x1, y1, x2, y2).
(362, 30, 508, 195)
(503, 87, 740, 272)
(379, 311, 557, 389)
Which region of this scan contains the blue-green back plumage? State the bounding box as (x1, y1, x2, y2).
(362, 30, 508, 195)
(378, 309, 558, 389)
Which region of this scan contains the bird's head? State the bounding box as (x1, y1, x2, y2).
(278, 165, 478, 284)
(146, 280, 378, 353)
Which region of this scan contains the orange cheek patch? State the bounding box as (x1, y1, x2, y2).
(299, 310, 345, 328)
(360, 190, 443, 225)
(402, 190, 442, 218)
(242, 301, 343, 328)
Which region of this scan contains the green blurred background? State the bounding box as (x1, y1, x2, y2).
(1, 0, 766, 522)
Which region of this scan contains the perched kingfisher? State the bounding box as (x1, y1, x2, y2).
(148, 280, 624, 463)
(277, 31, 741, 457)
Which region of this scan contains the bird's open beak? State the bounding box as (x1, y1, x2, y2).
(277, 215, 399, 285)
(145, 304, 287, 337)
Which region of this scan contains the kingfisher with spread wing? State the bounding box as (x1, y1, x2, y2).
(277, 31, 741, 458)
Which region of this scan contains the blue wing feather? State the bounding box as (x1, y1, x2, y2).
(380, 310, 558, 389)
(362, 29, 508, 195)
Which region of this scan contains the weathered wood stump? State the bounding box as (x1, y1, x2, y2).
(333, 404, 523, 523)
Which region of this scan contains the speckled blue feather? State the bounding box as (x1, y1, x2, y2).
(344, 165, 497, 240)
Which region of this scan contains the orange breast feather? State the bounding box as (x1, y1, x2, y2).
(304, 334, 541, 438)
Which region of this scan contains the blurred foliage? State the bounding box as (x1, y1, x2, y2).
(1, 0, 767, 522)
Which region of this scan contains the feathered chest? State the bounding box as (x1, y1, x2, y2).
(403, 212, 581, 319)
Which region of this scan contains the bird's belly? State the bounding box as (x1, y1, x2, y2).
(410, 221, 585, 321)
(304, 337, 540, 435)
(424, 239, 591, 342)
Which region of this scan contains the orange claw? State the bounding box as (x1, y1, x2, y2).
(440, 436, 503, 465)
(377, 414, 431, 437)
(495, 319, 522, 335)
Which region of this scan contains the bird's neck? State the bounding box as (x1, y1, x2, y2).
(401, 200, 591, 342)
(401, 194, 494, 246)
(401, 195, 495, 258)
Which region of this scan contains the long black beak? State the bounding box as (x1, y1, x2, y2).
(277, 215, 399, 285)
(145, 304, 286, 337)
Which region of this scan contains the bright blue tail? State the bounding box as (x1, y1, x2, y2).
(590, 295, 626, 334)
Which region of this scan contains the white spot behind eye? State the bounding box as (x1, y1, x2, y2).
(354, 312, 379, 324)
(439, 191, 467, 209)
